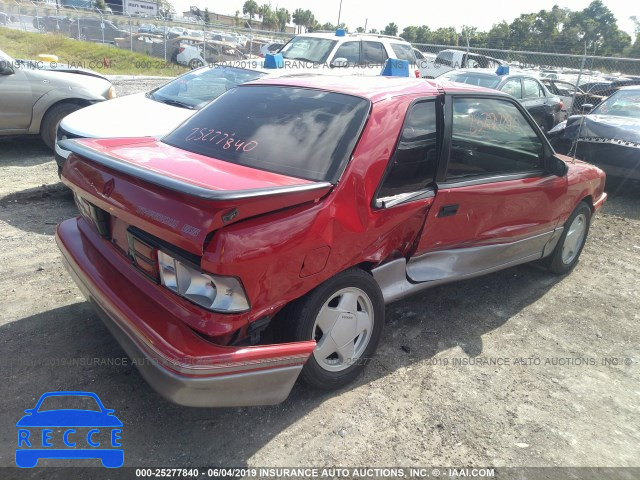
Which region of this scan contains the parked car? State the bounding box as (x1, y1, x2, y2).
(32, 15, 73, 33)
(0, 49, 115, 149)
(580, 78, 640, 98)
(0, 11, 16, 25)
(55, 65, 275, 172)
(442, 68, 563, 132)
(278, 30, 421, 77)
(422, 49, 504, 78)
(547, 86, 640, 181)
(56, 75, 606, 407)
(541, 78, 605, 119)
(171, 37, 246, 69)
(70, 18, 129, 43)
(137, 23, 156, 34)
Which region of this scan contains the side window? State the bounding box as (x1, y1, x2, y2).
(447, 97, 544, 180)
(332, 41, 360, 66)
(377, 101, 438, 202)
(500, 78, 522, 99)
(362, 41, 388, 66)
(523, 78, 543, 98)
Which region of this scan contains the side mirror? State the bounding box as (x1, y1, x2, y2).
(549, 155, 568, 177)
(580, 103, 593, 113)
(330, 57, 348, 68)
(0, 60, 14, 75)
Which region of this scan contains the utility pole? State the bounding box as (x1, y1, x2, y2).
(337, 0, 342, 27)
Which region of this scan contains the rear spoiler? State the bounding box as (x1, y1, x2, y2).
(59, 139, 332, 201)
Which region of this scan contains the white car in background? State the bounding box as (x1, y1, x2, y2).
(277, 30, 421, 77)
(54, 66, 276, 173)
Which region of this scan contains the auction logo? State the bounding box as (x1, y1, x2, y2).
(15, 391, 123, 468)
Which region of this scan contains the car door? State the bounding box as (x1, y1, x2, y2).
(0, 63, 33, 132)
(521, 77, 552, 130)
(408, 94, 568, 283)
(331, 41, 361, 67)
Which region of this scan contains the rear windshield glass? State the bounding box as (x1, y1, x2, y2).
(163, 85, 370, 182)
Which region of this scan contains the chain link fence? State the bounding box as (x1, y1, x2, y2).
(413, 43, 640, 85)
(0, 0, 293, 65)
(2, 0, 639, 83)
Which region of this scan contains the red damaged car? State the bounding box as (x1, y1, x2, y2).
(56, 76, 607, 407)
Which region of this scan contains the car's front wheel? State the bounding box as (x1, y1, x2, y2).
(546, 201, 591, 274)
(40, 102, 81, 150)
(287, 268, 384, 390)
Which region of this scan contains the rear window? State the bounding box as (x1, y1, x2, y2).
(163, 86, 370, 182)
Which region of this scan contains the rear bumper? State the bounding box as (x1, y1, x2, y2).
(56, 218, 315, 407)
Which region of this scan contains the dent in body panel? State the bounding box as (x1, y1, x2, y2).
(373, 228, 563, 304)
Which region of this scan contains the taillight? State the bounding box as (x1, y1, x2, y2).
(558, 100, 564, 111)
(415, 69, 420, 78)
(178, 47, 185, 54)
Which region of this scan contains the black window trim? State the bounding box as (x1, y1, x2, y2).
(372, 96, 444, 210)
(438, 92, 555, 186)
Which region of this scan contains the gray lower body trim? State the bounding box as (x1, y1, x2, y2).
(90, 297, 304, 408)
(373, 228, 562, 304)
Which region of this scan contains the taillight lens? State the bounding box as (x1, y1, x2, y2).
(158, 251, 250, 313)
(558, 100, 564, 111)
(415, 69, 420, 78)
(178, 47, 185, 53)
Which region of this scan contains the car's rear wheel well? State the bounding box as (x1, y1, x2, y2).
(581, 195, 594, 212)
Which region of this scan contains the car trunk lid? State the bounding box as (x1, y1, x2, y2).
(59, 137, 333, 256)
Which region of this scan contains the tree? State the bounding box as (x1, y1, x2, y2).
(626, 16, 640, 58)
(382, 22, 398, 36)
(275, 8, 290, 32)
(203, 8, 211, 25)
(243, 0, 258, 24)
(401, 26, 417, 43)
(415, 26, 431, 43)
(355, 26, 365, 33)
(368, 28, 378, 34)
(94, 0, 107, 12)
(292, 8, 304, 34)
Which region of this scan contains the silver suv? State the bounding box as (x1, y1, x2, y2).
(278, 30, 420, 76)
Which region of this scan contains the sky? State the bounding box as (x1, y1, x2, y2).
(170, 0, 638, 37)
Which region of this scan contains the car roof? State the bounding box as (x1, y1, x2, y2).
(448, 68, 538, 79)
(244, 75, 501, 103)
(293, 32, 409, 43)
(616, 85, 640, 92)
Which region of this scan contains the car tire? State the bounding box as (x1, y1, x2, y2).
(286, 268, 385, 390)
(189, 58, 204, 69)
(546, 202, 591, 275)
(40, 103, 81, 150)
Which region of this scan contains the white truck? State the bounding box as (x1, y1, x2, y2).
(423, 49, 504, 78)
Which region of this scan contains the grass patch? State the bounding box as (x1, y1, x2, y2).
(0, 27, 188, 76)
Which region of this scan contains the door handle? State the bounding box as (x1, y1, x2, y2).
(438, 204, 459, 217)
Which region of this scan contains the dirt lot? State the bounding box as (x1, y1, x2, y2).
(0, 78, 639, 478)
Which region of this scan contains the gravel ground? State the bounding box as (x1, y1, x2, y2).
(0, 78, 639, 479)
